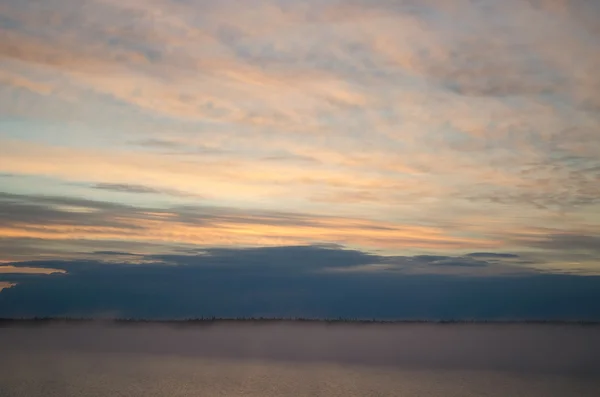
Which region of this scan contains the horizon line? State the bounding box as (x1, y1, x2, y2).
(1, 317, 599, 326)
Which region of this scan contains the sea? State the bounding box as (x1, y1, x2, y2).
(1, 322, 599, 396)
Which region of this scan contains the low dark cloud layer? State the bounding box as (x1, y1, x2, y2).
(1, 246, 599, 320)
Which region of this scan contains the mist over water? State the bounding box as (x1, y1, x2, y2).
(1, 323, 599, 396)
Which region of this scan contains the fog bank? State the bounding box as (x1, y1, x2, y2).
(2, 322, 599, 376)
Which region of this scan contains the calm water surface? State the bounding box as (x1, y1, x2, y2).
(1, 323, 599, 396)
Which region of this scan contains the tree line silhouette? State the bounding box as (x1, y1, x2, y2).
(0, 317, 598, 326)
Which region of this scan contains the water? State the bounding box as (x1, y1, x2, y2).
(1, 323, 599, 396)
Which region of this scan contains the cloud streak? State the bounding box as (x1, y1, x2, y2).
(92, 183, 202, 198)
(0, 192, 505, 262)
(0, 266, 66, 275)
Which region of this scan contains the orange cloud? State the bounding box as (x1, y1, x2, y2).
(0, 266, 66, 275)
(0, 70, 53, 95)
(0, 282, 16, 292)
(0, 139, 434, 200)
(0, 199, 504, 263)
(0, 216, 500, 253)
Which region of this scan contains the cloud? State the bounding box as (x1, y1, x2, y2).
(0, 263, 66, 297)
(93, 183, 169, 194)
(0, 69, 53, 95)
(0, 139, 434, 201)
(0, 265, 66, 275)
(1, 246, 532, 277)
(92, 183, 201, 197)
(0, 282, 16, 292)
(467, 253, 520, 259)
(0, 192, 505, 261)
(0, 236, 195, 263)
(427, 259, 488, 268)
(412, 255, 451, 263)
(1, 246, 599, 320)
(0, 191, 596, 273)
(374, 254, 531, 275)
(92, 251, 144, 256)
(530, 234, 600, 255)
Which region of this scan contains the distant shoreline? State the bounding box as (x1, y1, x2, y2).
(1, 318, 599, 326)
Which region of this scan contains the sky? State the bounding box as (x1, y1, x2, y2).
(0, 0, 599, 319)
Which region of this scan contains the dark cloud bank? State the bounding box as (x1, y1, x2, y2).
(2, 245, 600, 320)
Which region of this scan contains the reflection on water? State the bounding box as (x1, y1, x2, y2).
(1, 323, 599, 396)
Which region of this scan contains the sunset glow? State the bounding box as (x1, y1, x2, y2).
(1, 0, 598, 275)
